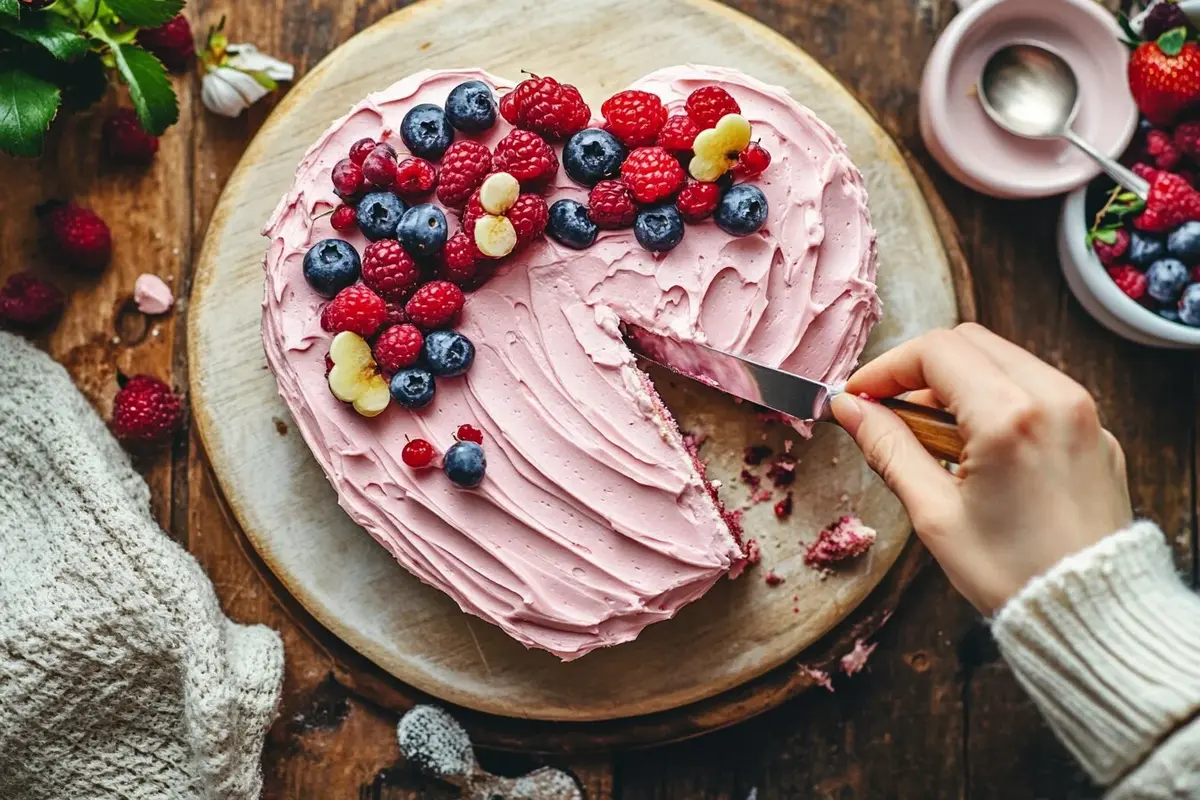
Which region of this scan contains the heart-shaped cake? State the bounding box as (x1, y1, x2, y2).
(262, 65, 879, 660)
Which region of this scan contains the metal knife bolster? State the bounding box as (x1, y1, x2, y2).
(624, 325, 844, 422)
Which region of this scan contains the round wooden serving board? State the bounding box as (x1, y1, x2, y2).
(190, 0, 970, 734)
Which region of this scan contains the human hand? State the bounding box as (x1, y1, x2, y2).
(831, 323, 1132, 613)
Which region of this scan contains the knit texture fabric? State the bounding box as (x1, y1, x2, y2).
(993, 520, 1200, 798)
(0, 332, 285, 799)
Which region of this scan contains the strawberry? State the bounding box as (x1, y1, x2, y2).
(1135, 170, 1200, 231)
(1128, 28, 1200, 126)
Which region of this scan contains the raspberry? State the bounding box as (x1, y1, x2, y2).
(1132, 162, 1161, 183)
(1108, 264, 1148, 301)
(676, 179, 721, 221)
(620, 146, 686, 204)
(405, 280, 465, 329)
(349, 138, 376, 165)
(1135, 171, 1200, 231)
(657, 114, 700, 152)
(136, 15, 194, 72)
(493, 129, 558, 185)
(102, 109, 159, 164)
(0, 272, 64, 327)
(735, 142, 772, 177)
(321, 284, 387, 336)
(437, 140, 493, 208)
(588, 180, 637, 228)
(773, 492, 793, 520)
(42, 203, 112, 271)
(111, 375, 184, 443)
(438, 231, 480, 285)
(507, 193, 549, 248)
(362, 144, 398, 187)
(602, 90, 668, 148)
(361, 239, 421, 300)
(1146, 128, 1182, 170)
(686, 86, 741, 129)
(1092, 228, 1130, 264)
(331, 158, 364, 197)
(394, 157, 438, 197)
(383, 300, 408, 326)
(402, 438, 437, 468)
(372, 323, 424, 373)
(456, 424, 484, 444)
(1175, 120, 1200, 160)
(499, 75, 591, 140)
(331, 204, 358, 232)
(460, 188, 486, 239)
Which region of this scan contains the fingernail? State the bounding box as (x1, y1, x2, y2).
(831, 393, 863, 436)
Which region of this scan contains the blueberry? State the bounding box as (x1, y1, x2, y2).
(563, 129, 627, 187)
(1128, 231, 1167, 269)
(547, 199, 598, 249)
(1168, 221, 1200, 265)
(423, 329, 475, 377)
(1146, 258, 1190, 303)
(1179, 283, 1200, 326)
(390, 367, 436, 408)
(445, 81, 497, 133)
(444, 441, 486, 488)
(1159, 307, 1183, 323)
(302, 239, 360, 298)
(715, 184, 769, 236)
(401, 103, 454, 161)
(397, 203, 448, 259)
(634, 204, 685, 252)
(356, 191, 408, 241)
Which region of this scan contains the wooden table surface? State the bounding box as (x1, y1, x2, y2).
(3, 0, 1193, 797)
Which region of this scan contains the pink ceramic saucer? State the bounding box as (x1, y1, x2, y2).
(921, 0, 1138, 199)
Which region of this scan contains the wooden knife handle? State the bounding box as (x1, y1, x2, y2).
(877, 397, 964, 464)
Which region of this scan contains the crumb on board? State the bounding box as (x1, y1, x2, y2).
(840, 639, 878, 676)
(764, 571, 785, 587)
(273, 417, 288, 435)
(803, 666, 834, 692)
(743, 444, 772, 465)
(804, 515, 877, 570)
(773, 492, 793, 519)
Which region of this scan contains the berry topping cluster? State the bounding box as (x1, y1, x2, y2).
(1088, 20, 1200, 327)
(298, 75, 776, 487)
(550, 85, 770, 253)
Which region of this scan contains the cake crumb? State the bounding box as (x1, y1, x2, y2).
(792, 606, 799, 613)
(839, 492, 850, 505)
(739, 468, 761, 491)
(743, 444, 772, 465)
(773, 492, 793, 519)
(764, 571, 785, 587)
(831, 456, 839, 466)
(743, 537, 761, 565)
(803, 666, 834, 692)
(805, 515, 876, 569)
(766, 458, 796, 487)
(273, 417, 288, 435)
(840, 639, 878, 676)
(784, 440, 793, 453)
(747, 488, 772, 506)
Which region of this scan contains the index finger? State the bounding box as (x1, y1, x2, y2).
(845, 329, 1026, 425)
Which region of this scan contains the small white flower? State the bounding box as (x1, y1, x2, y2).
(202, 66, 271, 118)
(226, 44, 295, 82)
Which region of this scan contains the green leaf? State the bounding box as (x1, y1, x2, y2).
(1091, 228, 1119, 245)
(0, 67, 61, 157)
(1117, 13, 1142, 46)
(111, 43, 176, 134)
(1158, 26, 1188, 57)
(0, 13, 91, 60)
(103, 0, 183, 28)
(0, 0, 17, 19)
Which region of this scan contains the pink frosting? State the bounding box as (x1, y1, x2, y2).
(261, 66, 879, 660)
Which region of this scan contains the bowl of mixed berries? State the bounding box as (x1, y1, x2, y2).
(1061, 1, 1200, 347)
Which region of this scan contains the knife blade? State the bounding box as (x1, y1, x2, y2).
(624, 324, 964, 463)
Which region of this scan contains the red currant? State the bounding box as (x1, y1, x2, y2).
(331, 204, 358, 232)
(402, 438, 437, 468)
(362, 144, 398, 187)
(349, 137, 377, 165)
(331, 158, 363, 197)
(456, 424, 484, 444)
(735, 142, 771, 178)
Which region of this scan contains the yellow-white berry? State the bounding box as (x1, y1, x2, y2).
(688, 113, 752, 182)
(479, 172, 520, 215)
(474, 214, 517, 258)
(328, 331, 391, 417)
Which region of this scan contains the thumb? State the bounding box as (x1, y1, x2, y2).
(831, 393, 958, 523)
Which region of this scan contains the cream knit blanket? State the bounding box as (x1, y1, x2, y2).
(0, 332, 284, 798)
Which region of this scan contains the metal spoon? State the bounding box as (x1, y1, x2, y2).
(978, 42, 1149, 200)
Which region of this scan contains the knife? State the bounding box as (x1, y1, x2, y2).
(625, 325, 964, 463)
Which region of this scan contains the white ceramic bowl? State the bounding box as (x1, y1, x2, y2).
(1058, 187, 1200, 348)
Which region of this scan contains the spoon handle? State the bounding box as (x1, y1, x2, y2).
(1062, 128, 1150, 201)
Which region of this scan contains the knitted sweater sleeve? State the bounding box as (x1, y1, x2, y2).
(992, 521, 1200, 799)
